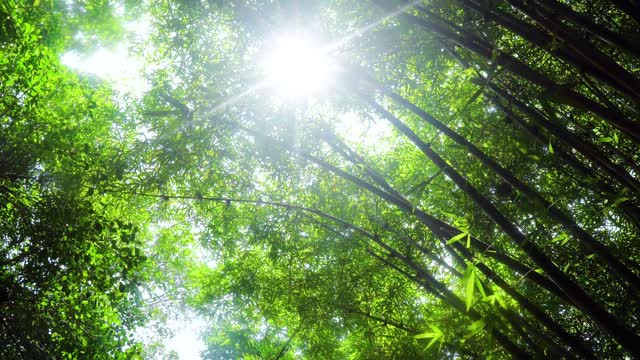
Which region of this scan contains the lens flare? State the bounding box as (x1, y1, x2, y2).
(262, 34, 333, 100)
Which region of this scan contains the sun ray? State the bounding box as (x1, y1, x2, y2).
(206, 79, 271, 114)
(203, 1, 419, 114)
(323, 0, 421, 54)
(260, 33, 335, 100)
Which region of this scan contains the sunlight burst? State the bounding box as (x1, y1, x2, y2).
(262, 34, 334, 100)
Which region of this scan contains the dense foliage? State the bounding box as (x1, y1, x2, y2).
(0, 2, 150, 358)
(2, 0, 639, 359)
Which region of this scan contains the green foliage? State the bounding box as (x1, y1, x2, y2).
(4, 0, 640, 359)
(0, 3, 150, 358)
(414, 324, 443, 351)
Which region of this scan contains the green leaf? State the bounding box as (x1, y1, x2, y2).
(414, 325, 443, 350)
(474, 273, 486, 298)
(414, 332, 438, 339)
(447, 231, 468, 245)
(551, 232, 570, 246)
(597, 137, 613, 143)
(464, 264, 475, 311)
(483, 294, 496, 306)
(611, 196, 629, 208)
(466, 319, 486, 338)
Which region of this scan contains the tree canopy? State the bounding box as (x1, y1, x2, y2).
(1, 0, 640, 359)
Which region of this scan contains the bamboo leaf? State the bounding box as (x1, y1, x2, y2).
(611, 196, 630, 208)
(551, 232, 570, 246)
(424, 335, 440, 350)
(447, 231, 468, 245)
(465, 265, 475, 311)
(466, 319, 486, 338)
(414, 332, 437, 339)
(474, 273, 486, 298)
(483, 294, 496, 306)
(415, 325, 443, 350)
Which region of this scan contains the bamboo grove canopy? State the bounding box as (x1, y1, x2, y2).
(1, 0, 640, 359)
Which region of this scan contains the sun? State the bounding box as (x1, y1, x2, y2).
(262, 33, 334, 100)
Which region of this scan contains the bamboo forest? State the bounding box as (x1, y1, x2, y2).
(2, 0, 640, 359)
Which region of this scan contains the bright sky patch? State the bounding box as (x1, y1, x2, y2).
(262, 33, 334, 100)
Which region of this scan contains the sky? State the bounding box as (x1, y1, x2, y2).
(61, 44, 147, 96)
(165, 316, 207, 359)
(61, 17, 151, 97)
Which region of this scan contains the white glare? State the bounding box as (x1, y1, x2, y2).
(62, 44, 147, 97)
(262, 34, 333, 100)
(61, 18, 151, 97)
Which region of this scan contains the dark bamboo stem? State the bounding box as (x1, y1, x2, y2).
(370, 0, 640, 143)
(364, 97, 640, 356)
